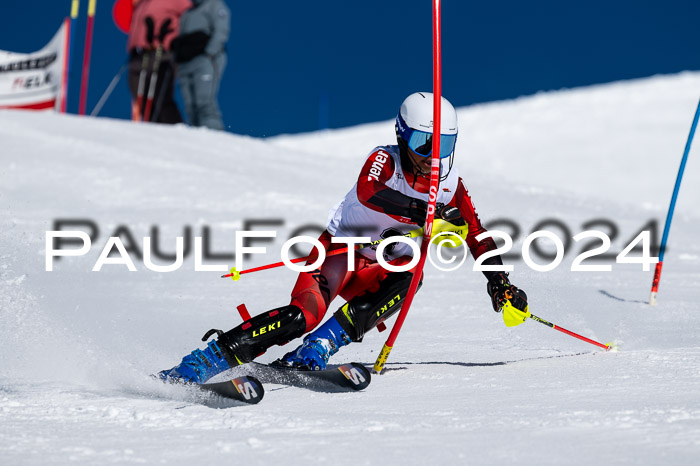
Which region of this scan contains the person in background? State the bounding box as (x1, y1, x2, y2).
(127, 0, 191, 124)
(171, 0, 230, 131)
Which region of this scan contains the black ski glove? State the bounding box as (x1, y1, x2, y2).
(408, 199, 428, 226)
(408, 200, 466, 227)
(487, 273, 528, 313)
(145, 16, 155, 46)
(158, 18, 174, 44)
(436, 205, 466, 226)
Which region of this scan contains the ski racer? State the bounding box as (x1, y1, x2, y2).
(158, 92, 530, 382)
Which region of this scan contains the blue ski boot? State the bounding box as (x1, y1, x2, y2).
(158, 305, 307, 383)
(276, 315, 352, 371)
(157, 340, 230, 383)
(275, 271, 416, 370)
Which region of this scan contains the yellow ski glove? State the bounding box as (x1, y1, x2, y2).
(487, 274, 530, 327)
(502, 294, 531, 327)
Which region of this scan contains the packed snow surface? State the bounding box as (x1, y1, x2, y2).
(1, 73, 699, 465)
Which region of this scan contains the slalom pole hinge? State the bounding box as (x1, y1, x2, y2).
(229, 267, 241, 281)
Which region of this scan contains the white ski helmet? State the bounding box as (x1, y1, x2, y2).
(395, 92, 458, 159)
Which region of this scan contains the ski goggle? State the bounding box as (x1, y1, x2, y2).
(397, 115, 457, 159)
(406, 129, 457, 159)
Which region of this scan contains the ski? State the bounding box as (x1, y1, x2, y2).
(197, 375, 264, 404)
(247, 362, 371, 392)
(160, 374, 265, 405)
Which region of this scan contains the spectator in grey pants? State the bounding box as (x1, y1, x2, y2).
(172, 0, 230, 130)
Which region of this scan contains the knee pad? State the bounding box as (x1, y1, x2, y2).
(333, 271, 420, 342)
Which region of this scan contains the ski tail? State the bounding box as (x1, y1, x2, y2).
(249, 362, 371, 392)
(335, 363, 372, 391)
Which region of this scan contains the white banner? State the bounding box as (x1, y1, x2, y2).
(0, 20, 69, 111)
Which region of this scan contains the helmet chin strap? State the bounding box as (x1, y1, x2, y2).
(410, 161, 428, 189)
(441, 152, 454, 182)
(409, 151, 431, 174)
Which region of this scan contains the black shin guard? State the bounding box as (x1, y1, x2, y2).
(214, 305, 306, 366)
(333, 271, 419, 342)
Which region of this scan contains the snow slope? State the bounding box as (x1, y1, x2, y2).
(273, 72, 700, 217)
(1, 73, 699, 465)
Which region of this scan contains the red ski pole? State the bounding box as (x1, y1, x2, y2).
(142, 45, 163, 122)
(502, 290, 614, 351)
(528, 312, 615, 351)
(133, 53, 150, 121)
(78, 0, 97, 115)
(373, 0, 443, 374)
(221, 228, 423, 281)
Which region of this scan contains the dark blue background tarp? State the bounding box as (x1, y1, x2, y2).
(2, 0, 699, 136)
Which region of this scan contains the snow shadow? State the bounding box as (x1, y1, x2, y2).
(598, 289, 646, 304)
(380, 351, 592, 371)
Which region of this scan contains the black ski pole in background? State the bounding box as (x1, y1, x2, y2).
(90, 62, 128, 117)
(135, 16, 156, 121)
(151, 65, 172, 123)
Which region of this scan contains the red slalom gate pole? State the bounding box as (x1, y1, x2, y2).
(59, 17, 71, 113)
(78, 0, 97, 115)
(62, 0, 81, 112)
(373, 0, 442, 374)
(528, 313, 614, 351)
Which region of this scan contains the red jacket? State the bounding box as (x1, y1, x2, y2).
(127, 0, 192, 52)
(356, 147, 502, 272)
